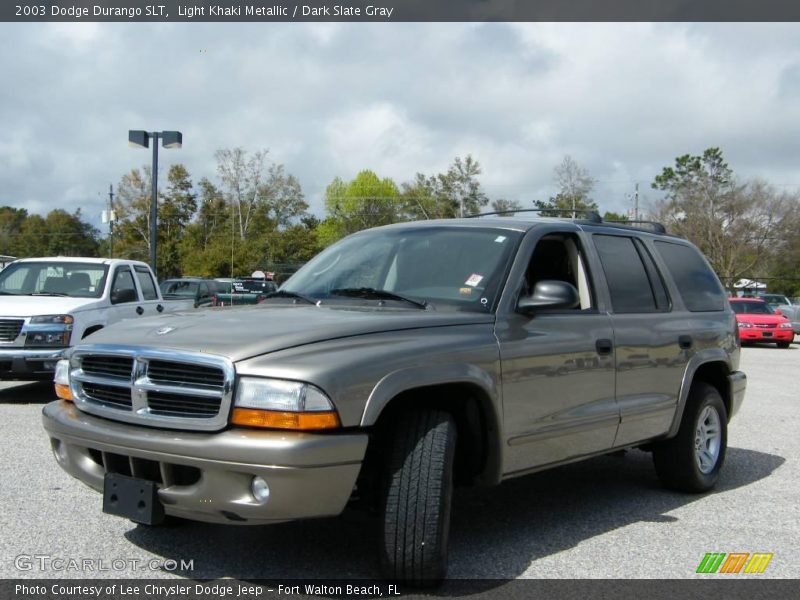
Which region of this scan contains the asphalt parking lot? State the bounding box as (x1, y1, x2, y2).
(0, 344, 797, 581)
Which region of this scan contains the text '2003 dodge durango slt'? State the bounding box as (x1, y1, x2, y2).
(42, 214, 746, 584)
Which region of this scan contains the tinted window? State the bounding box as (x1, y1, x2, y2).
(134, 266, 158, 300)
(634, 239, 670, 311)
(730, 300, 773, 315)
(654, 241, 725, 312)
(111, 267, 136, 303)
(593, 235, 657, 313)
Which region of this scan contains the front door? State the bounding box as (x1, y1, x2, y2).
(496, 229, 618, 475)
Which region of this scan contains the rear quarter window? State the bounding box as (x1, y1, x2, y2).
(654, 241, 726, 312)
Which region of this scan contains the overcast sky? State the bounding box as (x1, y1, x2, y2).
(2, 22, 800, 230)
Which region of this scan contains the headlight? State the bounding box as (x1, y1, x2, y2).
(25, 315, 73, 348)
(737, 322, 752, 328)
(31, 315, 74, 324)
(779, 322, 793, 329)
(232, 377, 340, 430)
(53, 359, 73, 401)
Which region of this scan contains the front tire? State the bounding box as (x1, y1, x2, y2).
(653, 383, 727, 493)
(381, 409, 457, 586)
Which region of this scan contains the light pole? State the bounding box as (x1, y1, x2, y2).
(128, 130, 182, 277)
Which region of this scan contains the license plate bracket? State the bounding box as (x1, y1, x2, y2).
(103, 472, 164, 525)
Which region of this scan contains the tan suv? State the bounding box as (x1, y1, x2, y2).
(43, 213, 746, 584)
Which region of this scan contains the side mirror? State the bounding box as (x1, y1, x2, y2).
(517, 280, 580, 314)
(111, 288, 137, 304)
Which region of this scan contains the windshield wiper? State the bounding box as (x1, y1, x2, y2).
(0, 291, 19, 295)
(330, 287, 428, 309)
(29, 292, 69, 297)
(263, 290, 319, 305)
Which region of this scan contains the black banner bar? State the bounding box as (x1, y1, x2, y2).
(3, 1, 800, 23)
(3, 579, 800, 600)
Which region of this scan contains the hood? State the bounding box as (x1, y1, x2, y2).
(735, 313, 789, 325)
(80, 304, 494, 362)
(0, 295, 101, 317)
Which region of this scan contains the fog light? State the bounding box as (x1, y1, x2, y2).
(251, 476, 270, 503)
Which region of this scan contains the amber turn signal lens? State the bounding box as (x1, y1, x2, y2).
(231, 408, 340, 430)
(55, 383, 73, 401)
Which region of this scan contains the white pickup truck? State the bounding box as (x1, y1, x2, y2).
(0, 257, 195, 380)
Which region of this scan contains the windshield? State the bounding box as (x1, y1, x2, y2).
(281, 226, 522, 312)
(730, 300, 774, 315)
(758, 294, 790, 306)
(0, 262, 108, 298)
(160, 281, 199, 297)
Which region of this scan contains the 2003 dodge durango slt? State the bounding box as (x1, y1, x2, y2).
(42, 214, 747, 584)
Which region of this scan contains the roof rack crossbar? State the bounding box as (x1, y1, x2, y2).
(466, 208, 602, 223)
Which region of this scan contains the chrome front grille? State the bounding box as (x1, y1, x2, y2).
(82, 382, 133, 409)
(82, 356, 134, 379)
(70, 345, 234, 431)
(0, 319, 24, 342)
(147, 359, 225, 388)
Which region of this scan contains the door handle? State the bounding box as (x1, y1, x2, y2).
(156, 304, 164, 313)
(136, 306, 144, 315)
(596, 338, 613, 355)
(679, 335, 693, 350)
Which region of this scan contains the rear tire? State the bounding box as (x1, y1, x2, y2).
(381, 409, 457, 586)
(653, 383, 727, 493)
(777, 341, 791, 349)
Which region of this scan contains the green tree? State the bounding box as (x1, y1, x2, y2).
(159, 165, 196, 278)
(400, 156, 489, 219)
(322, 170, 400, 244)
(0, 207, 28, 255)
(491, 198, 523, 216)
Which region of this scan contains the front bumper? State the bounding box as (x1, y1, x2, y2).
(739, 328, 794, 343)
(0, 348, 65, 380)
(42, 401, 368, 525)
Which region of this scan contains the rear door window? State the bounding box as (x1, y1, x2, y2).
(654, 241, 726, 312)
(593, 234, 658, 314)
(134, 266, 158, 300)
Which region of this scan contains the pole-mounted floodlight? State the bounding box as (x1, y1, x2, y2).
(128, 129, 183, 277)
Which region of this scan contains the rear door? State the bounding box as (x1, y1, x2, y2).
(132, 266, 166, 316)
(590, 233, 688, 446)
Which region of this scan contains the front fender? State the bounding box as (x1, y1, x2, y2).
(360, 363, 500, 426)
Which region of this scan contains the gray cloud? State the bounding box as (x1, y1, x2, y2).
(1, 22, 799, 231)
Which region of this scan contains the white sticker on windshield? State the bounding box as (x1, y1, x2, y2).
(494, 236, 507, 243)
(465, 274, 483, 287)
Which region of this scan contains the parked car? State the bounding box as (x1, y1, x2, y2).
(755, 293, 800, 334)
(159, 278, 218, 308)
(729, 297, 794, 348)
(212, 277, 277, 306)
(0, 257, 195, 380)
(43, 215, 746, 584)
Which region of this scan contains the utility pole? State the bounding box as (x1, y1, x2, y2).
(108, 184, 115, 257)
(102, 184, 117, 257)
(633, 182, 640, 221)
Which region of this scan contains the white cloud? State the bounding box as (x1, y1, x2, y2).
(1, 22, 799, 226)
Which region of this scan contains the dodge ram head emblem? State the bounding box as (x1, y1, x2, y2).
(155, 326, 176, 336)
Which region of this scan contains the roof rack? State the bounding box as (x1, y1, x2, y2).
(466, 208, 668, 234)
(466, 208, 602, 223)
(603, 220, 667, 234)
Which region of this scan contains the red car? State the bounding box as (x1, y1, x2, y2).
(729, 297, 795, 348)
